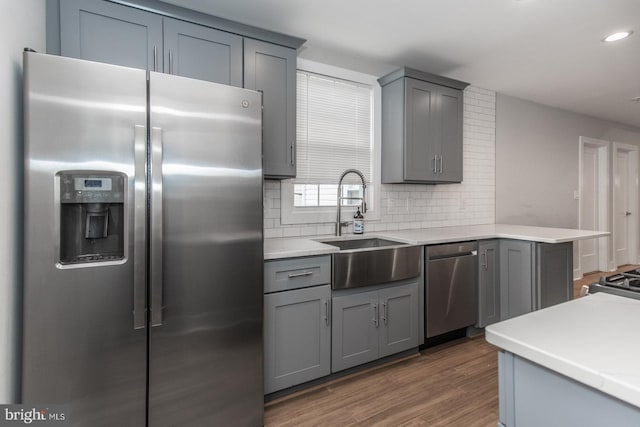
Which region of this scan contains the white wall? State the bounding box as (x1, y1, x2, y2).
(0, 1, 46, 403)
(496, 94, 640, 228)
(264, 86, 496, 237)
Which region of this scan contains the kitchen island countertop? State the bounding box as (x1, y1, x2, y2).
(486, 292, 640, 409)
(264, 223, 608, 260)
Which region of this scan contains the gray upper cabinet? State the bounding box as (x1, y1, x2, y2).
(244, 39, 297, 178)
(379, 67, 468, 184)
(478, 240, 500, 328)
(53, 0, 304, 179)
(438, 86, 464, 182)
(163, 18, 242, 86)
(60, 0, 162, 71)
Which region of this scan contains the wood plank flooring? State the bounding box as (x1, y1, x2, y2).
(265, 336, 499, 426)
(266, 265, 637, 427)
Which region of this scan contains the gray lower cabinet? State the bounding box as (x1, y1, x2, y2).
(536, 242, 573, 309)
(332, 282, 419, 373)
(244, 39, 297, 178)
(264, 285, 331, 394)
(500, 240, 535, 320)
(478, 239, 500, 328)
(60, 0, 163, 71)
(163, 17, 242, 86)
(378, 67, 468, 184)
(499, 240, 574, 322)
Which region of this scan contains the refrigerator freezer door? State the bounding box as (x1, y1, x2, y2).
(148, 72, 264, 426)
(22, 53, 147, 426)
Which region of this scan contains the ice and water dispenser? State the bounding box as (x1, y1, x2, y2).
(58, 171, 125, 264)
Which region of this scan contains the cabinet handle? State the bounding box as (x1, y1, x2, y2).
(382, 302, 387, 325)
(290, 142, 295, 166)
(482, 251, 487, 270)
(432, 155, 437, 173)
(153, 46, 158, 72)
(373, 303, 379, 328)
(324, 300, 329, 326)
(439, 155, 443, 174)
(169, 48, 174, 75)
(287, 271, 313, 278)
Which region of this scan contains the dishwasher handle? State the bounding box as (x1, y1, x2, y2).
(427, 242, 478, 261)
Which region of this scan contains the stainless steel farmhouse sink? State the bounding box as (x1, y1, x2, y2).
(317, 238, 422, 290)
(319, 237, 404, 251)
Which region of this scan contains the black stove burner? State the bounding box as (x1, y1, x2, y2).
(623, 268, 640, 277)
(598, 273, 640, 291)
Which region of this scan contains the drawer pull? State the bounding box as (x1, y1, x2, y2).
(288, 271, 314, 278)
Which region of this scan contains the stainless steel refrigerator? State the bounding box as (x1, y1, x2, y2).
(22, 52, 264, 426)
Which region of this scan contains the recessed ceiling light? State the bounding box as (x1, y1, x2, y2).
(602, 31, 633, 42)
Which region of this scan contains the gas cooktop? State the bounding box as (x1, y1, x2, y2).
(587, 269, 640, 300)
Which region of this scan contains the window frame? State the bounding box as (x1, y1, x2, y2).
(280, 58, 381, 225)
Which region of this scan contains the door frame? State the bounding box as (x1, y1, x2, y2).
(612, 142, 639, 266)
(578, 137, 610, 278)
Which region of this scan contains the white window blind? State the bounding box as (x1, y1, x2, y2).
(295, 71, 372, 186)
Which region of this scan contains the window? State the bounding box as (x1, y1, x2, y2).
(280, 60, 379, 225)
(294, 71, 373, 208)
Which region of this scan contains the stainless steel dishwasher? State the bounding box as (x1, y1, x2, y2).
(425, 241, 478, 338)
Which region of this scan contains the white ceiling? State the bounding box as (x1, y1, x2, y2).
(165, 0, 640, 127)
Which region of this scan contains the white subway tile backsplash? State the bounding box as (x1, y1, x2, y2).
(262, 86, 496, 237)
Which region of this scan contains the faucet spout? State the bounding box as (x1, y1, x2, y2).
(335, 169, 367, 236)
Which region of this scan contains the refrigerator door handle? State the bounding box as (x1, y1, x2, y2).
(133, 125, 147, 330)
(150, 127, 164, 327)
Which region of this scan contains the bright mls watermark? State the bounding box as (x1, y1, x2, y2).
(1, 406, 69, 426)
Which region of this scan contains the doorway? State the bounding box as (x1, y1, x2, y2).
(613, 143, 639, 267)
(578, 137, 609, 276)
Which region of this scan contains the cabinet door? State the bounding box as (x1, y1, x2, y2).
(244, 39, 297, 178)
(404, 78, 439, 181)
(500, 240, 535, 320)
(60, 0, 162, 71)
(438, 86, 463, 182)
(478, 240, 500, 327)
(331, 290, 379, 372)
(163, 18, 242, 86)
(379, 282, 419, 358)
(264, 285, 331, 394)
(536, 242, 573, 309)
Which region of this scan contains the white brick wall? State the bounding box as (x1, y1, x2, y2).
(263, 86, 496, 238)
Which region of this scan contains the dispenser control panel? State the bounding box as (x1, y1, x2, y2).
(74, 177, 113, 191)
(60, 173, 124, 204)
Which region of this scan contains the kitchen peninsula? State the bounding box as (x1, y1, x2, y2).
(486, 292, 640, 427)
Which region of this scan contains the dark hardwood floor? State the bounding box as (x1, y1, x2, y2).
(265, 265, 637, 426)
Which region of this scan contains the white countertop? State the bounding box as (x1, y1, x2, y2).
(486, 293, 640, 408)
(264, 224, 608, 260)
(263, 237, 339, 260)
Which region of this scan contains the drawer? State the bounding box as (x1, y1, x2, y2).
(264, 255, 331, 293)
